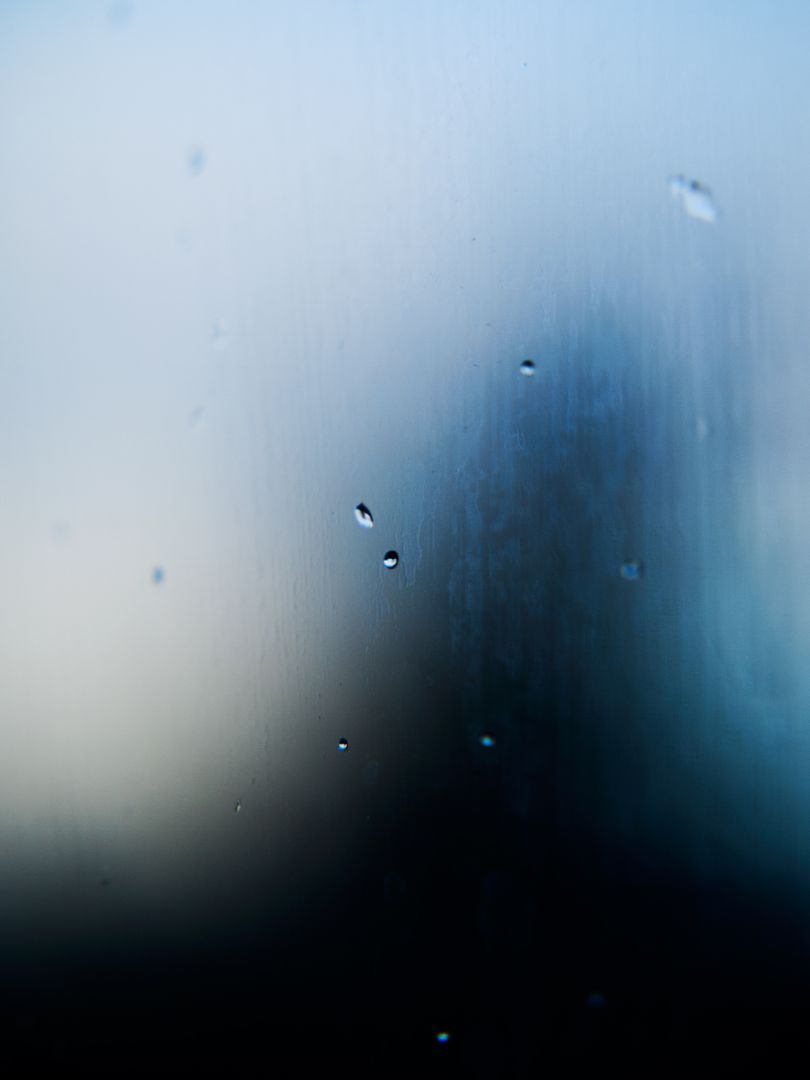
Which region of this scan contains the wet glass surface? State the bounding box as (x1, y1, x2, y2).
(2, 0, 810, 1070)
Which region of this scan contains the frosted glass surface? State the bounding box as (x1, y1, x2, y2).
(2, 0, 810, 1065)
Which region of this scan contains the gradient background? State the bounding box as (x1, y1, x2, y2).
(2, 0, 810, 1071)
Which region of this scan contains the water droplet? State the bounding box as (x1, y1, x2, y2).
(210, 320, 227, 346)
(50, 521, 71, 544)
(354, 503, 374, 528)
(152, 567, 165, 585)
(479, 733, 496, 748)
(436, 1032, 451, 1044)
(337, 738, 349, 753)
(188, 146, 207, 176)
(695, 416, 709, 441)
(189, 405, 205, 426)
(586, 992, 606, 1009)
(383, 550, 399, 569)
(519, 359, 536, 376)
(620, 560, 643, 581)
(233, 800, 242, 814)
(668, 175, 718, 223)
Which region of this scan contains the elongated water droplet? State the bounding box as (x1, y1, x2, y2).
(519, 359, 536, 376)
(152, 566, 165, 585)
(233, 799, 242, 814)
(337, 738, 349, 753)
(383, 550, 399, 569)
(620, 560, 643, 581)
(668, 175, 718, 223)
(354, 503, 374, 528)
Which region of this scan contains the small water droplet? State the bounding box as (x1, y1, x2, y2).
(383, 871, 406, 899)
(152, 567, 165, 585)
(668, 175, 718, 223)
(354, 503, 374, 528)
(337, 738, 349, 753)
(695, 416, 709, 441)
(188, 146, 207, 176)
(620, 560, 643, 581)
(519, 359, 536, 376)
(234, 800, 242, 814)
(586, 992, 606, 1009)
(210, 320, 227, 346)
(363, 760, 380, 786)
(108, 1, 134, 26)
(479, 733, 496, 748)
(383, 550, 399, 569)
(51, 521, 71, 544)
(436, 1032, 451, 1044)
(189, 405, 205, 426)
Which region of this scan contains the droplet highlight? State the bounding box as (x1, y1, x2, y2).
(354, 503, 374, 528)
(620, 560, 643, 582)
(337, 738, 349, 753)
(152, 567, 165, 585)
(233, 800, 242, 814)
(479, 733, 496, 748)
(435, 1032, 451, 1044)
(383, 551, 399, 569)
(519, 359, 536, 376)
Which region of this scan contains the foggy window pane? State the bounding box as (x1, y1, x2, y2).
(1, 0, 810, 1070)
